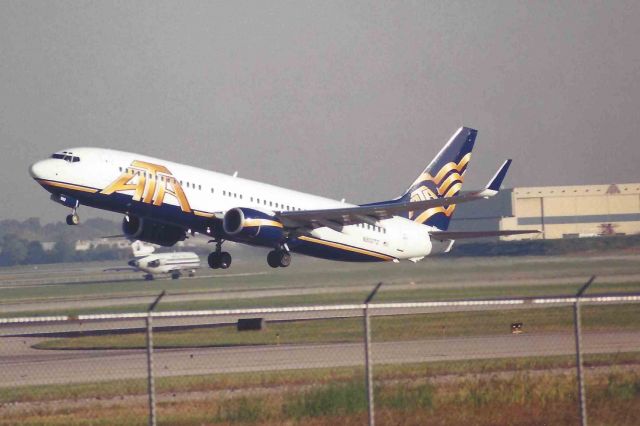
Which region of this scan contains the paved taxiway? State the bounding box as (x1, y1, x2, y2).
(2, 331, 638, 387)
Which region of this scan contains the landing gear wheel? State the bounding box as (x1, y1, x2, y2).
(267, 250, 280, 268)
(144, 274, 154, 281)
(208, 252, 221, 269)
(219, 252, 232, 269)
(267, 250, 291, 268)
(208, 251, 232, 269)
(171, 272, 181, 280)
(278, 252, 291, 268)
(66, 213, 79, 226)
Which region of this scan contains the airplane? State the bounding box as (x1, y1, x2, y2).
(29, 127, 537, 269)
(105, 240, 201, 280)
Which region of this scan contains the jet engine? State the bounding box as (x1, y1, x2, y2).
(223, 207, 284, 246)
(122, 215, 185, 247)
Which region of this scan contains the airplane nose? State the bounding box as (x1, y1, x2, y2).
(29, 160, 45, 179)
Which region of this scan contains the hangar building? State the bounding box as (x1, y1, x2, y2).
(450, 183, 640, 240)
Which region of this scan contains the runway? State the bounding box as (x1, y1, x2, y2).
(3, 253, 640, 316)
(3, 272, 640, 315)
(2, 330, 639, 387)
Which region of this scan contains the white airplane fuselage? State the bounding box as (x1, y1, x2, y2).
(30, 148, 447, 263)
(129, 251, 201, 278)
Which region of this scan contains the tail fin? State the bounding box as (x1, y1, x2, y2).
(399, 127, 477, 230)
(131, 240, 155, 257)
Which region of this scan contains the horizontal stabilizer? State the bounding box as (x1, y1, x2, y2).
(486, 159, 512, 192)
(430, 230, 540, 240)
(279, 160, 513, 229)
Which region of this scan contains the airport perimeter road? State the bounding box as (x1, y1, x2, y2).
(2, 331, 639, 387)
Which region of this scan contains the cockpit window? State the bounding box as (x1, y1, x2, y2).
(51, 153, 80, 163)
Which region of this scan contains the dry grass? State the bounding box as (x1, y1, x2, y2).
(3, 365, 640, 425)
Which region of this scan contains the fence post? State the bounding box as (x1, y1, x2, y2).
(574, 276, 595, 426)
(363, 282, 383, 426)
(146, 291, 165, 426)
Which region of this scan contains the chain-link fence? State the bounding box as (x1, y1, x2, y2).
(1, 290, 639, 425)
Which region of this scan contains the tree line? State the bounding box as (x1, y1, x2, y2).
(0, 217, 128, 266)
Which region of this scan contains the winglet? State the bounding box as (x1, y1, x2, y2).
(486, 159, 512, 192)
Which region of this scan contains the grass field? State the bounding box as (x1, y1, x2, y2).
(2, 254, 639, 303)
(2, 253, 640, 425)
(2, 354, 640, 425)
(2, 253, 640, 318)
(32, 303, 639, 350)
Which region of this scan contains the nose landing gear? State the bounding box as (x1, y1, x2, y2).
(66, 209, 80, 226)
(208, 240, 232, 269)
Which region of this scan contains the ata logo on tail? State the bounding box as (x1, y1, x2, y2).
(409, 152, 471, 223)
(101, 160, 192, 213)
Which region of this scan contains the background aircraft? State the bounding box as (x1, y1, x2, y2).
(106, 240, 201, 280)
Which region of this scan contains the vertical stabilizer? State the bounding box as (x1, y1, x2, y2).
(399, 127, 477, 230)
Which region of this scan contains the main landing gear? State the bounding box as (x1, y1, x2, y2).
(267, 249, 291, 268)
(208, 240, 232, 270)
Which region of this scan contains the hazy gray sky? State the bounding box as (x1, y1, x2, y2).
(1, 1, 639, 221)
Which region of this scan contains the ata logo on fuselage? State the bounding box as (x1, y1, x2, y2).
(101, 160, 192, 213)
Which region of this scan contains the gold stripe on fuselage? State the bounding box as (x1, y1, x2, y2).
(38, 179, 98, 193)
(298, 236, 394, 261)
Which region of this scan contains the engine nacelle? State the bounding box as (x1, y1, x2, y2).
(122, 216, 185, 247)
(223, 208, 284, 246)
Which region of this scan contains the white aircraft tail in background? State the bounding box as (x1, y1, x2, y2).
(105, 240, 201, 280)
(131, 240, 155, 257)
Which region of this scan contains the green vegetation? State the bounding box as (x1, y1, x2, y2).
(0, 218, 124, 266)
(4, 279, 640, 321)
(452, 234, 640, 257)
(33, 304, 638, 350)
(5, 353, 640, 405)
(3, 251, 640, 319)
(3, 362, 640, 425)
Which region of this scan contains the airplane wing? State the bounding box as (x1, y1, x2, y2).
(277, 160, 512, 230)
(429, 230, 540, 240)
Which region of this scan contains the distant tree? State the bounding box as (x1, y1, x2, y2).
(0, 234, 28, 266)
(50, 237, 75, 263)
(25, 240, 48, 264)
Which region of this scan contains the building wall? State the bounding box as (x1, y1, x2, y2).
(450, 183, 640, 240)
(501, 183, 640, 240)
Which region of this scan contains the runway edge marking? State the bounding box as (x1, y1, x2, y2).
(2, 294, 640, 325)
